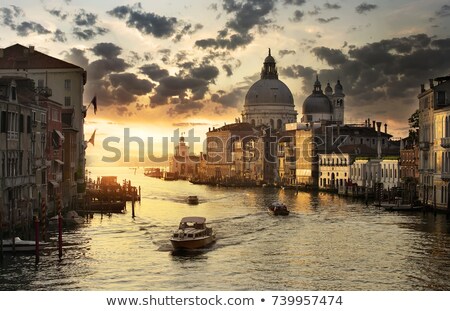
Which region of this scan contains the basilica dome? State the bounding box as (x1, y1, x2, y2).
(244, 79, 294, 107)
(302, 76, 333, 115)
(241, 49, 297, 129)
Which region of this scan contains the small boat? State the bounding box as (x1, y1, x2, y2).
(170, 217, 216, 250)
(380, 203, 424, 212)
(186, 195, 199, 205)
(1, 237, 49, 253)
(268, 202, 290, 216)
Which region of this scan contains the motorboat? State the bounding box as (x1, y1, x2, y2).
(170, 216, 216, 250)
(186, 195, 199, 205)
(268, 202, 290, 216)
(1, 237, 49, 253)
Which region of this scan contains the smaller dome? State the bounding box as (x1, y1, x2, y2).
(302, 94, 333, 115)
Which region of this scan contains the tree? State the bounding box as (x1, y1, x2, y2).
(408, 109, 419, 143)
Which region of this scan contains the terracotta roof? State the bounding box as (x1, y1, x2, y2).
(0, 44, 82, 70)
(209, 122, 255, 132)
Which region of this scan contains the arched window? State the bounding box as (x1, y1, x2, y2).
(270, 119, 274, 128)
(251, 119, 255, 126)
(277, 119, 282, 129)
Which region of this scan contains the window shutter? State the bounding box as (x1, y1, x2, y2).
(0, 111, 6, 133)
(19, 114, 24, 133)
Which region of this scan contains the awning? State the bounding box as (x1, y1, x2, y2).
(54, 129, 64, 140)
(48, 180, 59, 188)
(54, 159, 64, 165)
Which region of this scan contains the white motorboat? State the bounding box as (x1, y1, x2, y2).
(170, 216, 215, 250)
(1, 237, 48, 253)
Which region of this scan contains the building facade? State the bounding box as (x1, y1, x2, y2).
(0, 77, 47, 233)
(418, 76, 450, 209)
(0, 44, 87, 209)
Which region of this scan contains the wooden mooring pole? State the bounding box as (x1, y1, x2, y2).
(57, 195, 63, 259)
(132, 191, 136, 218)
(34, 216, 40, 263)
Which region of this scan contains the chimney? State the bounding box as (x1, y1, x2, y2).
(420, 84, 425, 93)
(384, 123, 387, 133)
(372, 120, 376, 129)
(29, 45, 35, 53)
(368, 118, 371, 127)
(376, 121, 382, 159)
(429, 79, 434, 88)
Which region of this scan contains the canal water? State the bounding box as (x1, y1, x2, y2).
(1, 166, 450, 290)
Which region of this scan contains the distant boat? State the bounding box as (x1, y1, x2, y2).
(144, 168, 162, 178)
(1, 237, 48, 253)
(268, 202, 290, 216)
(380, 203, 424, 212)
(170, 217, 216, 250)
(186, 195, 199, 205)
(163, 172, 177, 181)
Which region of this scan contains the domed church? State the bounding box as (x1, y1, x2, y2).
(302, 76, 345, 124)
(241, 49, 298, 130)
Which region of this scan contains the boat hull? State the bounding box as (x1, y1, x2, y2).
(2, 238, 48, 253)
(170, 235, 215, 250)
(268, 208, 290, 216)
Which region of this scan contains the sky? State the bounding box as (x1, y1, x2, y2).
(1, 0, 450, 166)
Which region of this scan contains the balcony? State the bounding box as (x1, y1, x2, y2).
(4, 175, 35, 187)
(441, 137, 450, 148)
(441, 172, 450, 180)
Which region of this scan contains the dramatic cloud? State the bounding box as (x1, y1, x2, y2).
(311, 47, 347, 65)
(324, 2, 341, 10)
(73, 26, 108, 40)
(284, 0, 306, 5)
(195, 33, 254, 50)
(222, 64, 233, 76)
(317, 17, 339, 24)
(53, 29, 67, 42)
(291, 10, 304, 22)
(211, 87, 246, 108)
(63, 48, 89, 68)
(223, 0, 276, 35)
(196, 0, 276, 50)
(74, 9, 97, 26)
(16, 21, 51, 36)
(436, 4, 450, 18)
(91, 42, 122, 59)
(150, 76, 209, 107)
(167, 100, 204, 116)
(190, 64, 220, 81)
(279, 49, 296, 57)
(174, 23, 203, 42)
(139, 63, 170, 81)
(108, 73, 154, 104)
(108, 4, 178, 38)
(47, 9, 68, 20)
(308, 6, 321, 15)
(294, 34, 450, 124)
(0, 6, 23, 29)
(355, 3, 378, 14)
